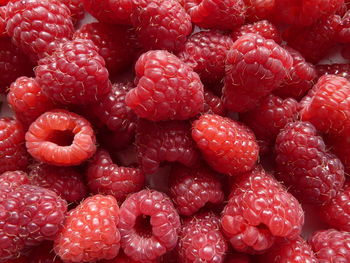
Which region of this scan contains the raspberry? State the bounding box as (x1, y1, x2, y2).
(275, 121, 345, 204)
(221, 167, 304, 253)
(232, 20, 282, 44)
(0, 184, 67, 261)
(29, 242, 63, 263)
(0, 170, 28, 188)
(5, 0, 74, 62)
(223, 33, 293, 112)
(54, 195, 120, 262)
(87, 149, 145, 202)
(203, 89, 226, 116)
(309, 229, 350, 262)
(317, 63, 350, 81)
(98, 127, 135, 152)
(169, 164, 224, 216)
(300, 75, 350, 137)
(182, 0, 245, 30)
(225, 252, 251, 263)
(0, 117, 29, 174)
(118, 189, 181, 262)
(7, 77, 54, 126)
(192, 114, 259, 176)
(74, 23, 138, 74)
(326, 135, 350, 172)
(177, 30, 234, 85)
(25, 109, 96, 166)
(243, 0, 274, 21)
(59, 0, 84, 24)
(35, 39, 111, 105)
(178, 212, 227, 262)
(136, 119, 199, 174)
(126, 50, 204, 121)
(132, 0, 192, 52)
(336, 10, 350, 43)
(28, 163, 87, 203)
(0, 6, 6, 37)
(0, 38, 33, 93)
(274, 46, 317, 100)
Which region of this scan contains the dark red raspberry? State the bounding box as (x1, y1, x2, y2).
(5, 0, 74, 62)
(119, 189, 181, 262)
(74, 23, 138, 74)
(225, 252, 252, 263)
(136, 119, 199, 174)
(0, 171, 28, 188)
(309, 229, 350, 262)
(169, 164, 224, 216)
(25, 109, 96, 166)
(29, 242, 63, 263)
(240, 95, 298, 151)
(223, 33, 293, 112)
(243, 0, 274, 21)
(178, 212, 227, 262)
(275, 121, 345, 204)
(131, 0, 192, 52)
(203, 89, 226, 116)
(177, 30, 234, 85)
(7, 77, 54, 126)
(28, 163, 87, 203)
(0, 38, 33, 93)
(183, 0, 245, 30)
(221, 167, 304, 253)
(87, 149, 144, 202)
(0, 184, 67, 261)
(336, 10, 350, 43)
(192, 114, 259, 176)
(274, 46, 317, 100)
(326, 135, 350, 172)
(98, 127, 135, 152)
(232, 20, 282, 43)
(0, 117, 29, 174)
(317, 63, 350, 81)
(35, 39, 111, 105)
(126, 50, 204, 121)
(59, 0, 84, 24)
(54, 195, 120, 262)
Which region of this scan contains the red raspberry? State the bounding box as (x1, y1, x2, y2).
(118, 189, 181, 262)
(317, 63, 350, 81)
(169, 164, 224, 216)
(192, 114, 259, 176)
(0, 171, 28, 188)
(336, 10, 350, 43)
(59, 0, 84, 24)
(203, 89, 226, 116)
(7, 77, 54, 126)
(132, 0, 192, 52)
(300, 75, 350, 137)
(126, 50, 204, 121)
(35, 39, 111, 105)
(232, 20, 282, 43)
(275, 121, 345, 204)
(182, 0, 245, 30)
(74, 23, 138, 74)
(98, 127, 135, 152)
(28, 163, 87, 203)
(177, 30, 234, 85)
(178, 212, 227, 263)
(309, 229, 350, 262)
(326, 135, 350, 172)
(29, 242, 63, 263)
(0, 184, 67, 261)
(0, 117, 29, 174)
(0, 38, 33, 93)
(136, 119, 199, 174)
(5, 0, 74, 62)
(225, 252, 251, 263)
(0, 6, 6, 37)
(243, 0, 274, 21)
(223, 33, 293, 112)
(87, 149, 144, 202)
(54, 195, 120, 262)
(221, 167, 304, 253)
(274, 46, 317, 100)
(25, 109, 96, 166)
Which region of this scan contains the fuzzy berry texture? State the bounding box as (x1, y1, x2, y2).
(5, 0, 74, 62)
(136, 119, 199, 174)
(118, 189, 181, 262)
(169, 164, 224, 216)
(0, 170, 28, 188)
(7, 77, 54, 126)
(223, 33, 293, 112)
(178, 212, 227, 263)
(203, 89, 226, 116)
(317, 63, 350, 81)
(275, 121, 345, 204)
(54, 195, 120, 262)
(87, 149, 144, 202)
(59, 0, 84, 24)
(309, 229, 350, 262)
(126, 50, 204, 121)
(177, 30, 233, 85)
(192, 114, 258, 176)
(25, 109, 96, 166)
(221, 167, 304, 253)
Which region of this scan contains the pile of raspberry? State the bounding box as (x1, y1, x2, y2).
(2, 0, 350, 262)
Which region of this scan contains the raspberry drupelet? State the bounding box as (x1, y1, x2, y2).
(25, 109, 96, 166)
(0, 170, 28, 188)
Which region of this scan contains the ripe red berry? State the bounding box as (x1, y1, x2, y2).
(243, 0, 274, 21)
(0, 171, 28, 189)
(25, 109, 96, 166)
(326, 134, 350, 172)
(59, 0, 84, 24)
(317, 63, 350, 81)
